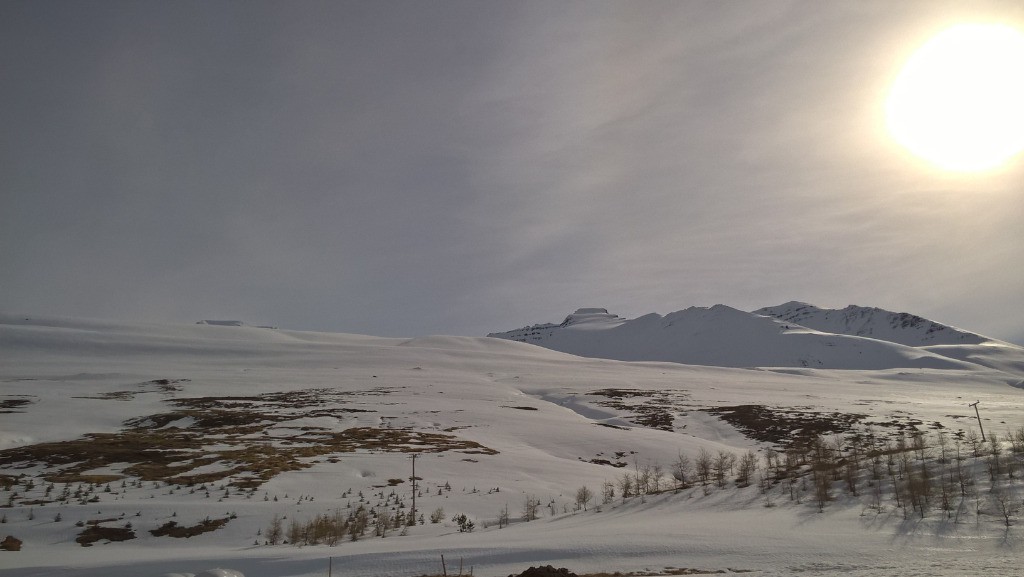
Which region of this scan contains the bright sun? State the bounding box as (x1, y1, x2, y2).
(886, 23, 1024, 172)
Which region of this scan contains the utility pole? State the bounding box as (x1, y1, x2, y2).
(969, 401, 986, 442)
(410, 454, 417, 526)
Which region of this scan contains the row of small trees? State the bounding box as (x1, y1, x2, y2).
(269, 501, 472, 546)
(576, 425, 1024, 522)
(588, 446, 760, 506)
(265, 502, 421, 546)
(798, 426, 1024, 519)
(269, 425, 1024, 546)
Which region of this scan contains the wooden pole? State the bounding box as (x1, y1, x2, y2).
(441, 554, 447, 577)
(328, 556, 332, 577)
(969, 401, 986, 442)
(411, 454, 417, 525)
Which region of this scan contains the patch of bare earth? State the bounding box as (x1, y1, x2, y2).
(588, 389, 691, 432)
(500, 567, 749, 577)
(75, 520, 136, 547)
(149, 516, 232, 538)
(702, 404, 940, 450)
(0, 397, 34, 413)
(703, 404, 866, 449)
(0, 387, 496, 490)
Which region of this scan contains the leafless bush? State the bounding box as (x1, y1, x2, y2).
(695, 448, 712, 488)
(618, 472, 634, 501)
(602, 480, 615, 504)
(575, 486, 593, 511)
(735, 450, 758, 487)
(523, 495, 541, 521)
(671, 452, 692, 491)
(712, 450, 734, 488)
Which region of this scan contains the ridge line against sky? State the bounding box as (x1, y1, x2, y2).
(2, 0, 1023, 344)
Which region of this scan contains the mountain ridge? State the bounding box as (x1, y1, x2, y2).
(488, 303, 1023, 376)
(753, 301, 987, 346)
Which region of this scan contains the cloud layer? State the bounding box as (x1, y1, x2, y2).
(2, 1, 1023, 343)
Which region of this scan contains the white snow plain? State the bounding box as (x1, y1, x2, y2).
(1, 311, 1023, 577)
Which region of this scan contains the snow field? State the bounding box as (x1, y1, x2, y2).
(1, 314, 1022, 576)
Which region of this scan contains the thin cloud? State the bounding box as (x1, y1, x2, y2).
(1, 1, 1022, 342)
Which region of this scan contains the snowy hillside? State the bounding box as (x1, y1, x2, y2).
(2, 313, 1024, 577)
(488, 304, 1024, 377)
(753, 302, 988, 346)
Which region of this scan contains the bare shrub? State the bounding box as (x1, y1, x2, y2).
(523, 495, 541, 521)
(266, 514, 282, 545)
(735, 450, 758, 487)
(618, 472, 634, 501)
(693, 448, 713, 489)
(575, 486, 593, 511)
(712, 450, 734, 488)
(672, 452, 692, 491)
(601, 480, 615, 504)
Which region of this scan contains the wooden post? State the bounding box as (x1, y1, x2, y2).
(328, 557, 332, 577)
(411, 454, 417, 525)
(969, 401, 986, 442)
(441, 554, 447, 577)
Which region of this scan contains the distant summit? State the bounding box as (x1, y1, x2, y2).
(197, 320, 246, 327)
(488, 303, 1021, 373)
(559, 308, 624, 328)
(753, 302, 985, 347)
(197, 320, 278, 329)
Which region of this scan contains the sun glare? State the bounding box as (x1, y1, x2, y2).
(886, 23, 1024, 172)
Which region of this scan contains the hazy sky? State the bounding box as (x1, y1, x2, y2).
(3, 0, 1024, 343)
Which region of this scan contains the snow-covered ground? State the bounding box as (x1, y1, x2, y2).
(488, 304, 1024, 377)
(1, 312, 1022, 576)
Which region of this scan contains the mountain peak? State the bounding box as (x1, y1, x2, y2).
(754, 303, 986, 347)
(558, 308, 624, 329)
(572, 307, 609, 315)
(196, 320, 246, 326)
(488, 303, 1018, 372)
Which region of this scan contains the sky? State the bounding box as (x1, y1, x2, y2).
(2, 0, 1024, 344)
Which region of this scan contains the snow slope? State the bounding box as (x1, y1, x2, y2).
(753, 302, 988, 347)
(755, 302, 1024, 381)
(1, 313, 1023, 577)
(488, 304, 1024, 375)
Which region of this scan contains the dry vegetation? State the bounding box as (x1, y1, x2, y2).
(149, 516, 233, 538)
(75, 519, 136, 547)
(589, 389, 691, 432)
(0, 387, 496, 490)
(0, 397, 34, 413)
(497, 567, 750, 577)
(704, 404, 867, 449)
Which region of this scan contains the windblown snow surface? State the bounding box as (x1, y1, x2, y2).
(2, 309, 1023, 577)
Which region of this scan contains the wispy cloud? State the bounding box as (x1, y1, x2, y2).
(1, 1, 1022, 342)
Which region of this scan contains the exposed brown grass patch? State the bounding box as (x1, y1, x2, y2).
(72, 379, 190, 401)
(704, 405, 866, 449)
(149, 516, 231, 538)
(0, 397, 34, 413)
(589, 389, 691, 432)
(0, 387, 496, 489)
(75, 522, 135, 547)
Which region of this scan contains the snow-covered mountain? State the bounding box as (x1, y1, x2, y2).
(488, 303, 1024, 376)
(753, 301, 987, 346)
